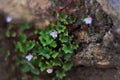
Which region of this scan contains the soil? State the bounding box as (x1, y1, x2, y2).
(0, 0, 120, 80)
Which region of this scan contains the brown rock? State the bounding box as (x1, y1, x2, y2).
(77, 31, 90, 43)
(96, 0, 120, 43)
(0, 0, 52, 28)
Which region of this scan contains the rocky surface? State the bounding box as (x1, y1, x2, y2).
(96, 0, 120, 21)
(72, 0, 120, 69)
(0, 0, 52, 28)
(96, 0, 120, 44)
(0, 0, 120, 80)
(69, 67, 120, 80)
(73, 31, 117, 68)
(0, 12, 7, 80)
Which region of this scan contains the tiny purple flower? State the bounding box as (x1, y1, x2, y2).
(83, 16, 92, 24)
(46, 68, 53, 74)
(50, 30, 58, 38)
(25, 53, 33, 61)
(6, 16, 12, 23)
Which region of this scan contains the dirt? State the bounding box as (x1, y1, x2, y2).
(0, 0, 120, 80)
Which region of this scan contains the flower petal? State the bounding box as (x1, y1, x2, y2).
(46, 68, 53, 74)
(50, 30, 58, 38)
(6, 16, 12, 23)
(83, 16, 92, 24)
(25, 54, 33, 61)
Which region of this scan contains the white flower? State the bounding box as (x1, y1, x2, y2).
(6, 16, 12, 23)
(46, 68, 53, 74)
(83, 16, 92, 24)
(25, 54, 33, 61)
(50, 30, 58, 38)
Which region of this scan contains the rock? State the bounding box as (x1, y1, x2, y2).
(96, 0, 120, 43)
(103, 31, 114, 47)
(0, 0, 33, 21)
(73, 43, 113, 68)
(0, 0, 52, 28)
(73, 30, 120, 68)
(73, 42, 120, 68)
(96, 0, 120, 20)
(77, 31, 90, 43)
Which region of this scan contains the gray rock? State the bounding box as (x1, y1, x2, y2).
(96, 0, 120, 42)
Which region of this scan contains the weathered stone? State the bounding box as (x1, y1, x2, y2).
(73, 43, 113, 68)
(96, 0, 120, 43)
(103, 31, 114, 47)
(0, 0, 52, 28)
(77, 31, 90, 43)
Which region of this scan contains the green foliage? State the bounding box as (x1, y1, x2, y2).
(55, 70, 66, 79)
(59, 13, 76, 25)
(76, 0, 81, 7)
(20, 22, 30, 31)
(52, 0, 57, 7)
(5, 24, 17, 37)
(15, 12, 78, 80)
(4, 50, 10, 61)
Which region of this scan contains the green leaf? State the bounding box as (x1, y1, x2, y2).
(21, 22, 30, 31)
(39, 36, 46, 46)
(50, 41, 57, 48)
(56, 25, 66, 34)
(6, 29, 10, 37)
(52, 51, 59, 59)
(31, 68, 39, 75)
(34, 29, 40, 34)
(64, 77, 71, 80)
(25, 41, 35, 51)
(56, 22, 62, 27)
(0, 47, 2, 52)
(16, 41, 25, 53)
(55, 70, 66, 79)
(67, 16, 76, 24)
(45, 61, 51, 66)
(39, 30, 49, 36)
(59, 13, 69, 24)
(51, 78, 56, 80)
(63, 31, 68, 36)
(39, 35, 52, 46)
(21, 65, 31, 73)
(33, 76, 40, 80)
(19, 34, 27, 43)
(54, 58, 62, 66)
(38, 47, 51, 59)
(64, 53, 72, 61)
(59, 35, 68, 43)
(11, 32, 16, 37)
(45, 61, 53, 68)
(52, 0, 56, 7)
(62, 61, 73, 71)
(59, 13, 68, 21)
(71, 43, 78, 50)
(21, 75, 28, 80)
(5, 50, 10, 61)
(39, 62, 46, 71)
(62, 44, 73, 54)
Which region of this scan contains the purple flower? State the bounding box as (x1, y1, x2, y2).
(6, 16, 12, 23)
(50, 30, 58, 38)
(25, 53, 33, 61)
(46, 68, 53, 74)
(83, 16, 92, 24)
